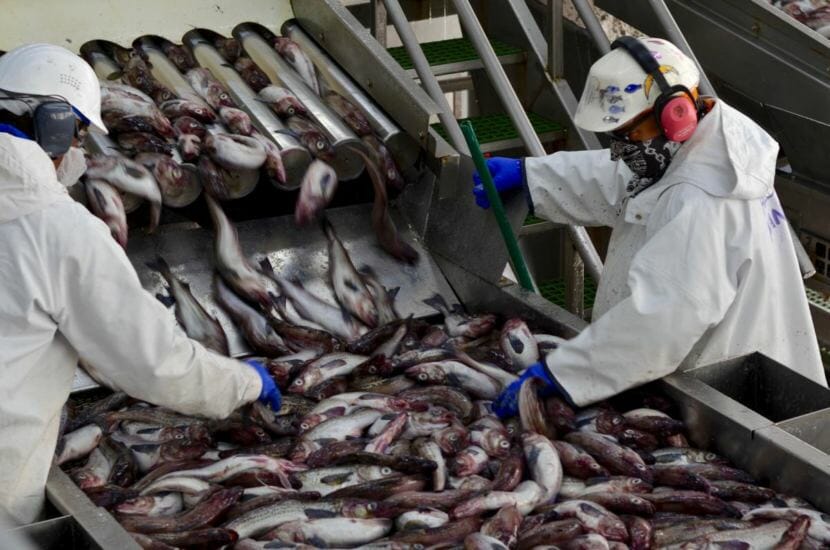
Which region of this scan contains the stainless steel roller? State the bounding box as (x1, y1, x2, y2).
(278, 20, 419, 171)
(181, 30, 312, 190)
(234, 23, 366, 181)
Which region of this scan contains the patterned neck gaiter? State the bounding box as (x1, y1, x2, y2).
(610, 135, 681, 197)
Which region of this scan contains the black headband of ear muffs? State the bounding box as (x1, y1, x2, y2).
(611, 36, 673, 95)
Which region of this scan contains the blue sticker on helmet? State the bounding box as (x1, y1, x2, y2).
(624, 83, 643, 94)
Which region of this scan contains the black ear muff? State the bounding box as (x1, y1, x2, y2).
(33, 101, 75, 158)
(610, 36, 700, 142)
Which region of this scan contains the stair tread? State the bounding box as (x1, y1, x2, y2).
(432, 112, 566, 146)
(388, 37, 523, 70)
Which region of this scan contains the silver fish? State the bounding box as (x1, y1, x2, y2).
(185, 67, 237, 110)
(274, 37, 321, 95)
(406, 361, 501, 400)
(348, 144, 419, 264)
(422, 294, 496, 338)
(359, 265, 400, 325)
(258, 85, 308, 118)
(159, 98, 216, 123)
(322, 218, 378, 327)
(290, 465, 396, 496)
(134, 153, 201, 208)
(413, 438, 446, 491)
(251, 131, 288, 187)
(521, 432, 563, 504)
(396, 508, 450, 531)
(116, 131, 174, 155)
(295, 159, 338, 225)
(84, 179, 128, 249)
(285, 116, 336, 162)
(85, 155, 162, 232)
(290, 353, 370, 394)
(101, 91, 175, 138)
(69, 448, 112, 490)
(453, 480, 544, 517)
(115, 492, 183, 517)
(204, 194, 275, 306)
(214, 277, 290, 357)
(324, 91, 372, 136)
(272, 517, 393, 547)
(219, 106, 253, 135)
(177, 134, 202, 161)
(56, 424, 103, 465)
(362, 134, 405, 192)
(205, 133, 267, 171)
(147, 256, 229, 355)
(501, 318, 540, 370)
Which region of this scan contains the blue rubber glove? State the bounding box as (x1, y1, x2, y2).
(492, 362, 560, 419)
(472, 157, 524, 209)
(246, 359, 282, 413)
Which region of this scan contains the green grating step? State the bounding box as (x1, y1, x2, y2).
(524, 214, 546, 226)
(807, 287, 830, 310)
(432, 112, 566, 153)
(538, 278, 598, 311)
(388, 37, 523, 72)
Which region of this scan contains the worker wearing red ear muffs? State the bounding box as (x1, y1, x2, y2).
(474, 36, 826, 417)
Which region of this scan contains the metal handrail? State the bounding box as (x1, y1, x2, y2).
(450, 0, 604, 283)
(381, 0, 470, 156)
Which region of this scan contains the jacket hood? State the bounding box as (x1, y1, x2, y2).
(0, 133, 70, 224)
(660, 100, 778, 201)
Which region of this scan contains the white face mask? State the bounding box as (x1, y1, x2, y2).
(56, 146, 87, 187)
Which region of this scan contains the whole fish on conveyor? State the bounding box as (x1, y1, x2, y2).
(146, 256, 229, 356)
(102, 112, 162, 136)
(295, 159, 339, 225)
(235, 56, 271, 92)
(85, 154, 162, 232)
(161, 42, 197, 71)
(268, 517, 393, 547)
(118, 487, 242, 534)
(362, 134, 405, 192)
(116, 131, 173, 155)
(406, 361, 501, 399)
(348, 144, 420, 264)
(284, 116, 336, 163)
(250, 130, 288, 188)
(115, 492, 183, 517)
(160, 99, 216, 123)
(451, 446, 489, 477)
(359, 265, 401, 325)
(101, 88, 175, 138)
(322, 218, 378, 327)
(273, 37, 321, 95)
(219, 106, 253, 136)
(214, 277, 290, 357)
(258, 85, 308, 118)
(134, 153, 201, 208)
(204, 194, 274, 306)
(324, 91, 372, 136)
(85, 179, 128, 249)
(423, 293, 497, 338)
(215, 36, 242, 63)
(185, 67, 237, 110)
(481, 504, 523, 547)
(453, 480, 544, 517)
(122, 55, 176, 104)
(205, 133, 267, 171)
(172, 116, 207, 138)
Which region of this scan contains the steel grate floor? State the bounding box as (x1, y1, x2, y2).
(387, 37, 523, 70)
(432, 112, 565, 145)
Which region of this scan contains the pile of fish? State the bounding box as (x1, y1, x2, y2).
(57, 214, 830, 549)
(78, 27, 415, 263)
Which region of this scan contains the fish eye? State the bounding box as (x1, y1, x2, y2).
(381, 467, 392, 475)
(175, 433, 184, 439)
(417, 374, 427, 381)
(316, 140, 326, 150)
(300, 423, 309, 430)
(448, 434, 457, 441)
(287, 107, 295, 115)
(500, 440, 510, 448)
(387, 169, 397, 180)
(220, 93, 229, 100)
(368, 503, 377, 511)
(293, 379, 303, 386)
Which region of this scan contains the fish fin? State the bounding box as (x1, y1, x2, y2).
(129, 443, 158, 453)
(106, 70, 123, 81)
(155, 293, 176, 308)
(259, 258, 276, 276)
(387, 287, 401, 300)
(449, 303, 465, 315)
(340, 305, 355, 325)
(305, 508, 339, 519)
(319, 216, 335, 240)
(145, 256, 171, 276)
(422, 293, 449, 314)
(319, 472, 353, 485)
(272, 128, 301, 140)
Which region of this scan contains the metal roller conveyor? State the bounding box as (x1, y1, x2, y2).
(132, 36, 205, 104)
(180, 29, 312, 190)
(278, 20, 420, 171)
(234, 23, 366, 181)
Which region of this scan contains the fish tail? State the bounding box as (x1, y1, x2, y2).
(423, 293, 449, 315)
(320, 216, 336, 241)
(146, 256, 172, 278)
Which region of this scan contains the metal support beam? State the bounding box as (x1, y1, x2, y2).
(547, 0, 564, 80)
(572, 0, 611, 54)
(564, 237, 586, 318)
(370, 0, 388, 48)
(382, 0, 470, 155)
(450, 0, 603, 283)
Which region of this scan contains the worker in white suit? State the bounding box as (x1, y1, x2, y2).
(0, 44, 281, 525)
(475, 36, 826, 417)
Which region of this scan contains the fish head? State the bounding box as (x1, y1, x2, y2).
(153, 87, 176, 104)
(288, 372, 315, 394)
(71, 470, 106, 490)
(596, 411, 626, 435)
(160, 439, 210, 462)
(290, 440, 318, 463)
(434, 423, 470, 455)
(173, 116, 206, 138)
(406, 364, 444, 384)
(483, 429, 511, 459)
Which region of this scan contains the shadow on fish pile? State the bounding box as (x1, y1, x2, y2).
(59, 224, 829, 549)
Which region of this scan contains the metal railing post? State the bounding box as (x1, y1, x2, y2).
(371, 0, 389, 48)
(381, 0, 470, 155)
(450, 0, 604, 283)
(571, 0, 611, 54)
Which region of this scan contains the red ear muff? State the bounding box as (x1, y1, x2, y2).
(659, 94, 698, 142)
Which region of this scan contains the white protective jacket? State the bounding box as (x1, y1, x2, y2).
(0, 134, 262, 524)
(526, 100, 826, 406)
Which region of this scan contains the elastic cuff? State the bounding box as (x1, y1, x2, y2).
(521, 158, 535, 216)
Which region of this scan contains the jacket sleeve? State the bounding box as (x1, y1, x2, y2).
(50, 203, 262, 419)
(544, 186, 741, 406)
(524, 149, 630, 227)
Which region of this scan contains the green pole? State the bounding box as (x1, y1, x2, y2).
(460, 120, 537, 293)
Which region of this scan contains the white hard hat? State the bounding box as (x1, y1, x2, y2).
(0, 43, 107, 134)
(574, 37, 700, 133)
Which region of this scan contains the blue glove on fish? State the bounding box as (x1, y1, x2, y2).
(492, 362, 560, 419)
(472, 157, 524, 209)
(246, 359, 282, 413)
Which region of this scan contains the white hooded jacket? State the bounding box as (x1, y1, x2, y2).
(525, 100, 826, 406)
(0, 134, 262, 524)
